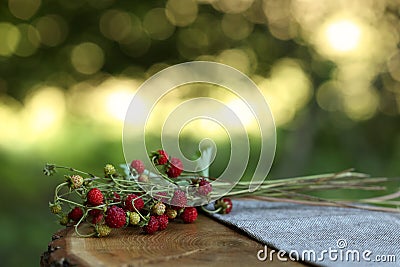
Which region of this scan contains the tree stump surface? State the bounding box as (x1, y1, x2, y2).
(41, 214, 306, 267)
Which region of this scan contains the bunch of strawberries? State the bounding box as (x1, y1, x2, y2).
(46, 149, 233, 237)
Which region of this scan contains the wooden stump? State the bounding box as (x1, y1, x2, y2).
(41, 214, 305, 266)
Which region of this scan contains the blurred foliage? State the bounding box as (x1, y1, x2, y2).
(1, 0, 400, 266)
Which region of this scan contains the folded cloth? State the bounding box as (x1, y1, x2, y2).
(209, 199, 400, 267)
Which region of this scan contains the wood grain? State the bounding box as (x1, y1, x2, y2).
(41, 214, 306, 267)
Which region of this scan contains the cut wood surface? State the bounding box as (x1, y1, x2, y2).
(41, 214, 306, 267)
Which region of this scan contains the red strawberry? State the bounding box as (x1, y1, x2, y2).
(105, 206, 126, 228)
(108, 192, 121, 203)
(68, 207, 83, 222)
(214, 197, 233, 214)
(180, 207, 198, 223)
(124, 194, 144, 211)
(143, 215, 159, 234)
(153, 150, 169, 165)
(157, 214, 169, 230)
(130, 160, 145, 174)
(87, 188, 104, 206)
(89, 209, 104, 224)
(170, 190, 187, 208)
(197, 179, 212, 196)
(166, 157, 183, 178)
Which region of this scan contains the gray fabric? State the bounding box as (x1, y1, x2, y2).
(209, 199, 400, 266)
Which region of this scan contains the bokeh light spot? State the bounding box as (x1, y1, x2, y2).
(227, 99, 256, 127)
(221, 14, 253, 40)
(387, 51, 400, 82)
(14, 24, 40, 57)
(143, 8, 175, 40)
(0, 23, 20, 57)
(87, 0, 115, 9)
(8, 0, 41, 20)
(316, 81, 342, 112)
(325, 20, 361, 52)
(23, 86, 66, 136)
(119, 31, 151, 58)
(99, 10, 136, 42)
(213, 0, 254, 14)
(35, 15, 68, 47)
(217, 49, 250, 75)
(106, 89, 134, 121)
(166, 0, 198, 27)
(71, 42, 105, 75)
(256, 59, 312, 126)
(343, 87, 379, 121)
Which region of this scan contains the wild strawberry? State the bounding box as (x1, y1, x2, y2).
(214, 197, 233, 214)
(87, 188, 104, 206)
(69, 174, 83, 189)
(157, 214, 169, 230)
(96, 224, 111, 237)
(166, 208, 177, 220)
(129, 212, 141, 225)
(138, 174, 148, 183)
(170, 190, 187, 208)
(68, 207, 84, 222)
(105, 206, 126, 228)
(89, 209, 104, 224)
(130, 160, 145, 174)
(124, 194, 144, 211)
(166, 157, 183, 178)
(49, 203, 62, 214)
(180, 207, 198, 223)
(104, 164, 116, 176)
(108, 192, 121, 203)
(197, 179, 212, 196)
(59, 215, 69, 226)
(143, 215, 159, 234)
(152, 150, 169, 165)
(152, 202, 166, 215)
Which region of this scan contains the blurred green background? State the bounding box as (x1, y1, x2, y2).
(1, 0, 400, 266)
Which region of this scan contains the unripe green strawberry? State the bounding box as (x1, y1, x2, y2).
(49, 203, 62, 214)
(129, 212, 141, 225)
(151, 202, 166, 216)
(69, 174, 84, 189)
(104, 164, 116, 176)
(138, 174, 148, 183)
(166, 208, 177, 220)
(96, 224, 112, 237)
(59, 215, 69, 226)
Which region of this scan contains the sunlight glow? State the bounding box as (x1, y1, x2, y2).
(24, 86, 65, 135)
(325, 20, 361, 52)
(226, 99, 255, 127)
(106, 90, 134, 121)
